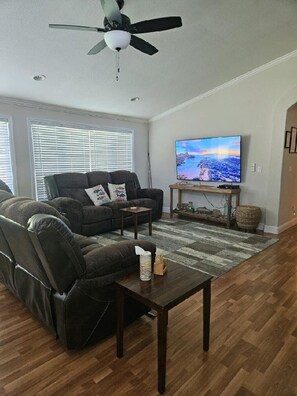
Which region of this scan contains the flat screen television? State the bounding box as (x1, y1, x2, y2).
(175, 135, 241, 182)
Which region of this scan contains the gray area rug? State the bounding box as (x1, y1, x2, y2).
(91, 219, 278, 278)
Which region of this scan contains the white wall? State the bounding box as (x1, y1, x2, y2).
(149, 52, 297, 233)
(0, 98, 149, 198)
(278, 103, 297, 229)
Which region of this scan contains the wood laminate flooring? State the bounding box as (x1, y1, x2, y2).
(0, 225, 297, 395)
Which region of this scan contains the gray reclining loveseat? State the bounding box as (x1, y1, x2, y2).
(44, 170, 163, 236)
(0, 189, 156, 349)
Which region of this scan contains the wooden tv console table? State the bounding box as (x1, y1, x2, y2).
(169, 183, 241, 229)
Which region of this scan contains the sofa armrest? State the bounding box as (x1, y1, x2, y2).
(137, 188, 163, 219)
(47, 197, 83, 234)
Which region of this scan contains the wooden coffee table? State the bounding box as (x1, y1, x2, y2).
(115, 261, 212, 394)
(120, 206, 152, 239)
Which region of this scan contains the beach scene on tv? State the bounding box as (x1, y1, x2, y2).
(176, 136, 241, 182)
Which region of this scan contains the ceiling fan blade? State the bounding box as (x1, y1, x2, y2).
(100, 0, 122, 24)
(130, 35, 158, 56)
(49, 24, 106, 33)
(129, 16, 182, 34)
(88, 40, 107, 55)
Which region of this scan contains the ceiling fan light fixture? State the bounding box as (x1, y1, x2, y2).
(104, 30, 131, 51)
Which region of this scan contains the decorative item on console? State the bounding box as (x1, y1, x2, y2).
(174, 202, 192, 212)
(174, 202, 235, 218)
(188, 201, 195, 212)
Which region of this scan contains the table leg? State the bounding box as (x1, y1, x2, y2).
(227, 195, 232, 229)
(203, 280, 211, 352)
(170, 188, 173, 218)
(178, 190, 182, 207)
(236, 191, 240, 207)
(134, 213, 138, 239)
(157, 308, 168, 394)
(121, 212, 124, 236)
(149, 210, 152, 235)
(116, 286, 124, 358)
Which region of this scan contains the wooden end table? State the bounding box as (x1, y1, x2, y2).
(115, 262, 212, 394)
(120, 206, 152, 239)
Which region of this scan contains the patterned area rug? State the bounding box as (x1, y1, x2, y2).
(91, 219, 278, 278)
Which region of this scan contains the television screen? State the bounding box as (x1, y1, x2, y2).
(176, 135, 241, 182)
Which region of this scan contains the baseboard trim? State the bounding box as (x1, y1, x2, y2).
(263, 225, 279, 234)
(276, 217, 297, 234)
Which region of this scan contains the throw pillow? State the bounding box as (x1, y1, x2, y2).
(85, 184, 111, 206)
(108, 183, 127, 202)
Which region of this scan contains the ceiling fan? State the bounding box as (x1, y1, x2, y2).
(49, 0, 183, 56)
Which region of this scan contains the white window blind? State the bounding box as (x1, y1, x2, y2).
(31, 122, 133, 200)
(0, 118, 14, 192)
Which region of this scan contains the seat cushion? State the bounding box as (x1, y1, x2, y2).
(102, 201, 134, 219)
(83, 205, 112, 224)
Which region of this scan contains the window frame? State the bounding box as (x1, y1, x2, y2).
(28, 118, 134, 200)
(0, 114, 16, 194)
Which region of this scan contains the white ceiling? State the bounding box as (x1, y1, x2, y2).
(1, 0, 297, 120)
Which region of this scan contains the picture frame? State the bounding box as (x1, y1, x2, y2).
(284, 130, 291, 148)
(289, 127, 297, 153)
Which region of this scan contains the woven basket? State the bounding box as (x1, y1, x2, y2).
(236, 205, 261, 230)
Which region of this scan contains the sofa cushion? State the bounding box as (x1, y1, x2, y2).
(108, 183, 127, 202)
(0, 179, 12, 193)
(82, 240, 156, 280)
(102, 201, 134, 218)
(0, 215, 51, 288)
(59, 188, 93, 206)
(54, 173, 93, 205)
(54, 172, 89, 189)
(83, 205, 112, 224)
(0, 196, 62, 227)
(86, 171, 112, 194)
(28, 214, 86, 294)
(85, 185, 111, 206)
(110, 170, 138, 200)
(0, 190, 14, 204)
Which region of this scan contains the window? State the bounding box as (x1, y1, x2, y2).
(0, 118, 14, 192)
(31, 121, 133, 200)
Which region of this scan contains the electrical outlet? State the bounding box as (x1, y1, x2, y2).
(250, 163, 256, 172)
(292, 206, 296, 215)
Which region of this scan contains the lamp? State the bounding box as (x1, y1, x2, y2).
(104, 30, 131, 51)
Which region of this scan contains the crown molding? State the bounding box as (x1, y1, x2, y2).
(150, 49, 297, 123)
(0, 96, 148, 125)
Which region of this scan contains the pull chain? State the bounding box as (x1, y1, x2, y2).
(116, 50, 120, 81)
